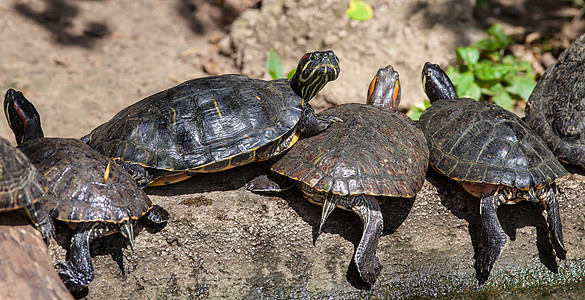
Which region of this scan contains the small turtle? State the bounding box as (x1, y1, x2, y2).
(417, 62, 568, 283)
(82, 51, 341, 187)
(4, 89, 168, 292)
(0, 136, 54, 244)
(525, 33, 585, 167)
(247, 65, 428, 285)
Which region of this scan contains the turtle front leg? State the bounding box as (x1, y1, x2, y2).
(475, 186, 507, 284)
(539, 184, 567, 260)
(58, 222, 120, 292)
(298, 104, 342, 136)
(26, 200, 55, 245)
(115, 160, 153, 187)
(349, 194, 384, 285)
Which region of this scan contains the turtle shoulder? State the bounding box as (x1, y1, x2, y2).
(418, 98, 566, 189)
(272, 103, 428, 197)
(21, 138, 151, 223)
(85, 76, 302, 171)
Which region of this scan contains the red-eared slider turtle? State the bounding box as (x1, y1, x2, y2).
(417, 62, 568, 283)
(247, 65, 428, 285)
(0, 136, 54, 244)
(4, 89, 168, 293)
(82, 51, 341, 187)
(525, 33, 585, 167)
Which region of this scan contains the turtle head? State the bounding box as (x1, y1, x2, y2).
(4, 89, 44, 145)
(422, 62, 457, 103)
(290, 51, 340, 101)
(366, 65, 401, 110)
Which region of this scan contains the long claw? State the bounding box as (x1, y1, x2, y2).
(119, 221, 135, 251)
(318, 192, 339, 234)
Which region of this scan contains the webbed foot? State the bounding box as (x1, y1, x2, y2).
(57, 261, 94, 293)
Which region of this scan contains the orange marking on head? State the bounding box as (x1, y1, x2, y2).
(392, 80, 400, 107)
(368, 75, 377, 99)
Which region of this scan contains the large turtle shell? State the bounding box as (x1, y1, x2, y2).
(0, 137, 47, 211)
(84, 75, 302, 171)
(271, 103, 429, 197)
(19, 138, 152, 223)
(417, 98, 567, 190)
(525, 33, 585, 167)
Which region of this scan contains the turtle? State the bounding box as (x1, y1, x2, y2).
(246, 65, 429, 285)
(417, 62, 568, 283)
(0, 136, 54, 244)
(525, 33, 585, 167)
(82, 51, 341, 187)
(4, 88, 169, 293)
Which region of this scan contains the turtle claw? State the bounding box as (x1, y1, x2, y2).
(318, 193, 339, 234)
(57, 261, 93, 293)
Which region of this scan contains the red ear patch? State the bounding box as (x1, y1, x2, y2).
(13, 103, 27, 128)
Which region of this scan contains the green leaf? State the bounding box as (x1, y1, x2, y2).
(490, 83, 515, 110)
(408, 106, 424, 121)
(507, 76, 536, 100)
(286, 68, 296, 80)
(465, 82, 482, 100)
(486, 23, 512, 48)
(346, 0, 373, 21)
(408, 99, 431, 121)
(474, 38, 499, 52)
(456, 47, 480, 66)
(475, 62, 513, 81)
(455, 71, 475, 96)
(267, 48, 284, 79)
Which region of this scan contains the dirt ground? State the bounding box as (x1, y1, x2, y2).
(2, 0, 585, 299)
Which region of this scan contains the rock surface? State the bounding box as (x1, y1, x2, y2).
(0, 213, 73, 300)
(48, 165, 585, 299)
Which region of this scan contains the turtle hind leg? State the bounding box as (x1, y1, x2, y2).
(245, 173, 296, 193)
(540, 185, 567, 260)
(58, 223, 99, 292)
(58, 222, 120, 292)
(298, 104, 342, 136)
(144, 204, 170, 225)
(475, 188, 507, 284)
(350, 195, 383, 285)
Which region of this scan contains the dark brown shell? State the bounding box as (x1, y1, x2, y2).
(525, 33, 585, 167)
(271, 103, 429, 197)
(20, 138, 152, 223)
(417, 98, 567, 190)
(0, 137, 47, 211)
(84, 75, 302, 171)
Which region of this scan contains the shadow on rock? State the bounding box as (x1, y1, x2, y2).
(425, 168, 560, 283)
(146, 162, 268, 196)
(14, 0, 110, 48)
(280, 188, 415, 289)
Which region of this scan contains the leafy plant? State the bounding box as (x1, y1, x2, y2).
(408, 99, 431, 121)
(346, 0, 373, 21)
(410, 23, 536, 120)
(267, 48, 296, 80)
(447, 23, 536, 110)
